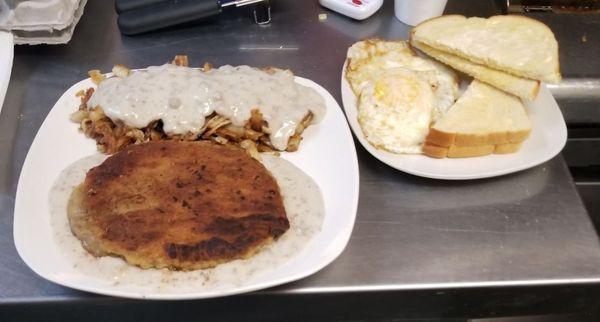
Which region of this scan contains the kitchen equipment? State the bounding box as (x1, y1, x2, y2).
(318, 0, 383, 20)
(115, 0, 271, 35)
(503, 0, 600, 13)
(0, 0, 87, 45)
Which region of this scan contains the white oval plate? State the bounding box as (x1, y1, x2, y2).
(341, 65, 567, 180)
(14, 75, 359, 299)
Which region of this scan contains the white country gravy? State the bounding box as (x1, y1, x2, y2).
(88, 64, 326, 151)
(49, 154, 324, 294)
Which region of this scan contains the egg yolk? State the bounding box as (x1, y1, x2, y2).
(374, 74, 431, 110)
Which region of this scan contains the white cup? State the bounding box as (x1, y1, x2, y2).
(394, 0, 448, 26)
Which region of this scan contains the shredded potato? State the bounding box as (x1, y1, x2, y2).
(70, 110, 88, 123)
(172, 55, 189, 67)
(112, 64, 130, 77)
(74, 56, 315, 155)
(88, 70, 105, 85)
(240, 139, 261, 160)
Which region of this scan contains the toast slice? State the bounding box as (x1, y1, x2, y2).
(423, 142, 524, 158)
(423, 80, 531, 158)
(411, 15, 561, 83)
(411, 41, 540, 100)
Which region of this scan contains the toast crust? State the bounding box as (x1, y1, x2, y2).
(447, 144, 495, 158)
(425, 127, 531, 148)
(422, 141, 524, 158)
(495, 142, 524, 154)
(421, 142, 449, 159)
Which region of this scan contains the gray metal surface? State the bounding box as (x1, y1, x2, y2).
(1, 0, 600, 303)
(526, 11, 600, 124)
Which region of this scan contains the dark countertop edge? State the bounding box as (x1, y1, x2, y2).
(3, 278, 600, 305)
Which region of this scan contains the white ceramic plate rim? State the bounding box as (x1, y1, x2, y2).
(14, 75, 359, 299)
(341, 63, 567, 180)
(0, 31, 13, 116)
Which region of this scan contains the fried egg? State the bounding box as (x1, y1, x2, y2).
(357, 68, 436, 154)
(346, 39, 459, 153)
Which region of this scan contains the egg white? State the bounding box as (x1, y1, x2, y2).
(346, 40, 460, 154)
(357, 68, 436, 154)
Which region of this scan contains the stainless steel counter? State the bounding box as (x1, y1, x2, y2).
(1, 0, 600, 305)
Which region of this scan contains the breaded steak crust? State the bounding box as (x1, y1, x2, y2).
(67, 141, 289, 270)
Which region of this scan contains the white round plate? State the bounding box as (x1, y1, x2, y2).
(341, 65, 567, 180)
(14, 75, 359, 299)
(0, 31, 13, 116)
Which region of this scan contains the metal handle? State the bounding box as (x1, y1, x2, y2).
(220, 0, 266, 8)
(505, 0, 600, 13)
(253, 1, 271, 25)
(117, 0, 221, 35)
(115, 0, 165, 14)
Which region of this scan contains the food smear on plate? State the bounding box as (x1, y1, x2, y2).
(49, 143, 324, 291)
(71, 56, 326, 154)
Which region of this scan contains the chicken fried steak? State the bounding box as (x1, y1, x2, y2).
(67, 141, 289, 270)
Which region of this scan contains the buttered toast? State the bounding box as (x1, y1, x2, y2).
(411, 41, 540, 100)
(411, 15, 561, 85)
(423, 80, 531, 158)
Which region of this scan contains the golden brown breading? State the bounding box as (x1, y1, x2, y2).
(68, 141, 289, 270)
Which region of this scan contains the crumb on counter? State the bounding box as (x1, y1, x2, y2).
(319, 13, 327, 21)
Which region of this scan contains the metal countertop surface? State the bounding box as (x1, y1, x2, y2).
(1, 0, 600, 303)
